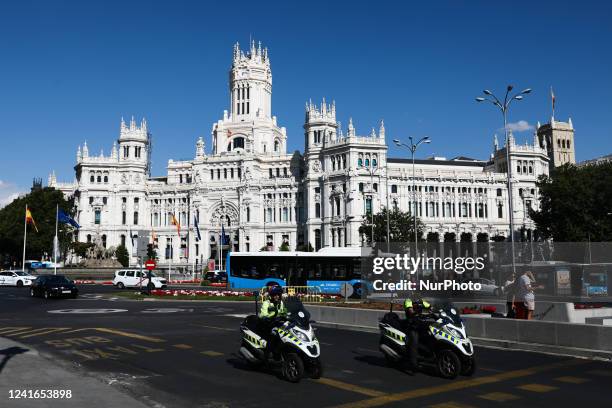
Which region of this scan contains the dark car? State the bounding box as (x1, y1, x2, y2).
(30, 275, 78, 299)
(205, 271, 227, 283)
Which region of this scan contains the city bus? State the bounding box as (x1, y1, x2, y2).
(226, 248, 366, 295)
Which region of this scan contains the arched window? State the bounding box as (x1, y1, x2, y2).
(365, 158, 370, 167)
(315, 203, 321, 218)
(120, 234, 126, 247)
(133, 211, 139, 225)
(90, 175, 94, 183)
(104, 175, 108, 183)
(274, 140, 280, 152)
(357, 158, 363, 167)
(101, 235, 107, 248)
(498, 203, 503, 218)
(567, 140, 571, 149)
(97, 175, 101, 183)
(87, 234, 92, 243)
(331, 157, 336, 170)
(372, 158, 377, 167)
(282, 207, 289, 222)
(246, 207, 251, 222)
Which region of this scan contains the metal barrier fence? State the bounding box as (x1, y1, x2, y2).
(258, 286, 323, 303)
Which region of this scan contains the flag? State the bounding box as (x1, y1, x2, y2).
(551, 86, 556, 114)
(221, 224, 230, 245)
(25, 208, 38, 232)
(151, 229, 157, 245)
(194, 215, 202, 241)
(171, 214, 181, 237)
(58, 209, 80, 229)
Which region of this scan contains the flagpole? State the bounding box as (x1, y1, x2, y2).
(54, 204, 59, 275)
(22, 204, 28, 271)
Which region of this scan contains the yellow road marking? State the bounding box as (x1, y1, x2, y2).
(586, 370, 612, 377)
(516, 384, 558, 393)
(428, 402, 476, 408)
(194, 324, 234, 332)
(554, 376, 590, 384)
(331, 359, 588, 408)
(314, 378, 387, 397)
(478, 392, 520, 402)
(0, 327, 32, 335)
(93, 328, 165, 343)
(173, 344, 193, 349)
(200, 350, 224, 357)
(61, 328, 91, 334)
(19, 328, 71, 339)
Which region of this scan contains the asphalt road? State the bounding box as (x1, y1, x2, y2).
(1, 285, 611, 408)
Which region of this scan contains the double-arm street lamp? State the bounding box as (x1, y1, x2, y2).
(393, 136, 431, 258)
(476, 85, 532, 276)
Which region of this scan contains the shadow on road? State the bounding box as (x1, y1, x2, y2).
(352, 350, 439, 378)
(226, 354, 285, 382)
(0, 346, 29, 374)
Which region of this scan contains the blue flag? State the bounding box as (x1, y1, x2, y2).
(194, 215, 202, 241)
(221, 224, 229, 245)
(58, 209, 80, 229)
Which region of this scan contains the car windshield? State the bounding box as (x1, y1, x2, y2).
(284, 297, 311, 329)
(15, 272, 28, 276)
(47, 276, 71, 284)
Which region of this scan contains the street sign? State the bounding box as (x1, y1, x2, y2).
(145, 259, 156, 271)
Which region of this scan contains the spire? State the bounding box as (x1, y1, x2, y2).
(536, 121, 541, 129)
(379, 119, 385, 138)
(493, 134, 499, 151)
(77, 145, 82, 162)
(130, 115, 136, 130)
(120, 116, 126, 130)
(348, 118, 355, 137)
(48, 171, 56, 187)
(370, 127, 376, 137)
(82, 141, 89, 157)
(196, 136, 205, 158)
(321, 97, 327, 115)
(141, 117, 147, 132)
(568, 117, 573, 128)
(257, 40, 262, 57)
(111, 141, 117, 159)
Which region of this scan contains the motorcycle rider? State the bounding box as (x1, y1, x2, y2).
(258, 284, 287, 358)
(402, 297, 432, 373)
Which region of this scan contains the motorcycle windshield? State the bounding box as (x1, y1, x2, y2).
(285, 297, 311, 329)
(435, 303, 463, 326)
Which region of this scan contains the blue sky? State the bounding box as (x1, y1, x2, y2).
(1, 0, 611, 205)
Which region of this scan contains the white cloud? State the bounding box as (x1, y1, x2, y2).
(504, 120, 534, 133)
(0, 180, 25, 208)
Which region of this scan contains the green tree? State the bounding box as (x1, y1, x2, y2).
(279, 242, 290, 251)
(0, 187, 75, 266)
(359, 208, 424, 245)
(530, 163, 612, 241)
(115, 245, 129, 267)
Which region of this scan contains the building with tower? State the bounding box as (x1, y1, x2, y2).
(49, 40, 571, 266)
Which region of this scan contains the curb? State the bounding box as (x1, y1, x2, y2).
(313, 321, 612, 361)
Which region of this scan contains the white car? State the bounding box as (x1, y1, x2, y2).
(0, 270, 36, 287)
(112, 269, 167, 289)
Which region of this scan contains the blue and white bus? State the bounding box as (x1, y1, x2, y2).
(226, 248, 366, 296)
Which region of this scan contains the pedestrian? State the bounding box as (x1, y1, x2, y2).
(503, 272, 516, 318)
(516, 270, 535, 320)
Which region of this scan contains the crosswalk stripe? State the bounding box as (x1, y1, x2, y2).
(173, 344, 193, 349)
(0, 327, 31, 335)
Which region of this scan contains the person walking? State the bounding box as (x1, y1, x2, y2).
(503, 272, 516, 318)
(516, 270, 535, 320)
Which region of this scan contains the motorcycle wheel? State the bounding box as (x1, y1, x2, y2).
(282, 352, 304, 383)
(436, 350, 461, 379)
(310, 359, 324, 379)
(461, 357, 476, 376)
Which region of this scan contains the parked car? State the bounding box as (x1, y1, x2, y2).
(113, 269, 167, 289)
(466, 278, 502, 296)
(205, 270, 227, 283)
(30, 275, 78, 299)
(0, 270, 36, 287)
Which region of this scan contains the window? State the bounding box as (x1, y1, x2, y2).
(133, 211, 139, 225)
(104, 175, 108, 183)
(269, 168, 273, 178)
(97, 175, 101, 183)
(276, 168, 280, 177)
(282, 207, 289, 222)
(335, 197, 341, 216)
(210, 169, 214, 179)
(391, 184, 397, 194)
(246, 207, 251, 222)
(373, 183, 378, 192)
(498, 203, 503, 218)
(497, 188, 502, 197)
(94, 210, 101, 225)
(123, 146, 129, 158)
(372, 158, 377, 167)
(89, 197, 94, 204)
(283, 167, 288, 177)
(274, 140, 280, 152)
(102, 197, 107, 205)
(121, 235, 126, 247)
(359, 183, 364, 192)
(365, 158, 370, 167)
(122, 211, 126, 225)
(90, 175, 94, 183)
(315, 203, 321, 218)
(358, 158, 363, 167)
(365, 197, 372, 214)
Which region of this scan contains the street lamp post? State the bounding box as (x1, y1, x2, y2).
(366, 166, 379, 246)
(393, 136, 431, 259)
(476, 85, 532, 277)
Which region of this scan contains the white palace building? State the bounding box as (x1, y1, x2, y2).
(49, 40, 576, 267)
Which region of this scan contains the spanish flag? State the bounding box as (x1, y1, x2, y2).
(25, 207, 39, 232)
(171, 214, 181, 237)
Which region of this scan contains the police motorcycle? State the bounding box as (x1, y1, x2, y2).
(239, 290, 322, 383)
(378, 301, 476, 379)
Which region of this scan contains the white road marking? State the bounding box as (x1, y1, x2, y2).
(48, 309, 128, 314)
(224, 313, 249, 318)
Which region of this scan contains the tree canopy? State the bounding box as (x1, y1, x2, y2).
(0, 187, 75, 267)
(530, 162, 612, 241)
(359, 208, 424, 245)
